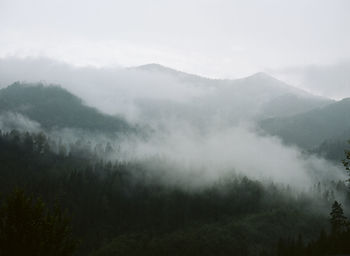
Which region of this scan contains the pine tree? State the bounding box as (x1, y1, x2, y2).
(342, 146, 350, 183)
(330, 200, 348, 234)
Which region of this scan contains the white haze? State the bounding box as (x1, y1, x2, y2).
(0, 57, 210, 121)
(271, 60, 350, 100)
(0, 57, 346, 189)
(116, 125, 345, 189)
(0, 112, 41, 133)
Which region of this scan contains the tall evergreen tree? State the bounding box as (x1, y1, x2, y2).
(342, 146, 350, 184)
(330, 201, 348, 234)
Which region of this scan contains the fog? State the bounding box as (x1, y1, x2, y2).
(272, 60, 350, 99)
(0, 57, 329, 124)
(0, 57, 346, 190)
(116, 124, 345, 188)
(0, 57, 210, 121)
(0, 112, 41, 133)
(1, 2, 350, 254)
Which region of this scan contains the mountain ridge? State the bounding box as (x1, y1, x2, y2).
(134, 63, 330, 100)
(0, 82, 133, 133)
(260, 97, 350, 150)
(132, 63, 333, 121)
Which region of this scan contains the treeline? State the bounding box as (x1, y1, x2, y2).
(274, 149, 350, 255)
(0, 129, 348, 255)
(276, 200, 350, 255)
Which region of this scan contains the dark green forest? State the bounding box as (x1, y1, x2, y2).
(0, 129, 349, 256)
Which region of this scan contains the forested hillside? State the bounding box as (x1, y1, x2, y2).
(1, 129, 347, 256)
(0, 82, 132, 133)
(260, 99, 350, 154)
(0, 74, 349, 256)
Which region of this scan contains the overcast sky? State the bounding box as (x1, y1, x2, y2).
(0, 0, 349, 97)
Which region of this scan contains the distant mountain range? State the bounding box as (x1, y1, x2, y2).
(135, 64, 349, 161)
(1, 62, 348, 162)
(135, 63, 216, 87)
(133, 64, 332, 124)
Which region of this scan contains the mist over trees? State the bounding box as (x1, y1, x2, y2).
(0, 128, 348, 256)
(0, 63, 349, 255)
(0, 0, 349, 254)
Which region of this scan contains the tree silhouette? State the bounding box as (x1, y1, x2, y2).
(342, 145, 350, 183)
(330, 201, 348, 235)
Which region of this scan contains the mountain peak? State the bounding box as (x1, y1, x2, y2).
(135, 63, 178, 74)
(133, 63, 213, 84)
(247, 72, 279, 81)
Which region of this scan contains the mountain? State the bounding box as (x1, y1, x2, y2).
(134, 65, 333, 121)
(312, 133, 350, 162)
(0, 58, 333, 124)
(0, 61, 334, 134)
(229, 72, 305, 96)
(134, 63, 222, 89)
(136, 63, 207, 80)
(260, 98, 350, 150)
(208, 72, 332, 119)
(0, 82, 132, 133)
(260, 93, 332, 118)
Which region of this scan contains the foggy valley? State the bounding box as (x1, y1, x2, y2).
(1, 0, 350, 255)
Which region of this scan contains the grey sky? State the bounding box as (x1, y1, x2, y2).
(0, 0, 349, 96)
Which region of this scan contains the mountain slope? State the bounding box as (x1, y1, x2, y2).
(136, 63, 209, 80)
(260, 93, 332, 118)
(0, 82, 132, 133)
(260, 98, 350, 150)
(208, 72, 332, 120)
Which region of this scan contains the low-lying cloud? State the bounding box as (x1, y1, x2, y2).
(0, 57, 346, 190)
(0, 57, 209, 121)
(115, 124, 345, 189)
(0, 112, 41, 133)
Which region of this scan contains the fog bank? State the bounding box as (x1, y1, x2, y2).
(0, 57, 346, 190)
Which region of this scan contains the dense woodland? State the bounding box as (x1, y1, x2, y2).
(0, 129, 349, 255)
